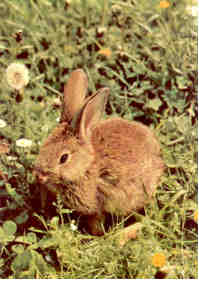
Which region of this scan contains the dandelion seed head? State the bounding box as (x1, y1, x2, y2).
(6, 62, 29, 90)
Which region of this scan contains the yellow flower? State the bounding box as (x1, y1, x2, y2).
(98, 48, 112, 58)
(152, 253, 166, 268)
(6, 62, 29, 90)
(159, 1, 170, 8)
(193, 210, 198, 223)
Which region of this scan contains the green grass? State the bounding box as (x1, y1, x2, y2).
(0, 0, 197, 278)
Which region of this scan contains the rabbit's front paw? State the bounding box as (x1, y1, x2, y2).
(87, 214, 105, 236)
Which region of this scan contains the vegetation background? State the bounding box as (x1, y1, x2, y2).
(0, 0, 197, 278)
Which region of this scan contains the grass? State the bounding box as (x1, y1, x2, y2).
(0, 0, 197, 278)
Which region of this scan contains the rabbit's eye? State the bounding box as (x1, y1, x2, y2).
(59, 153, 69, 164)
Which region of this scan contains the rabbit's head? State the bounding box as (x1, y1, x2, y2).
(34, 69, 109, 196)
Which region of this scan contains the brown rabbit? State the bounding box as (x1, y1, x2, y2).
(34, 69, 164, 235)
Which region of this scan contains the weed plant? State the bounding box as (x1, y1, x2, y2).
(0, 0, 197, 278)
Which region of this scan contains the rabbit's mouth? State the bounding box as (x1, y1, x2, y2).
(34, 167, 76, 190)
(48, 175, 78, 193)
(34, 168, 59, 188)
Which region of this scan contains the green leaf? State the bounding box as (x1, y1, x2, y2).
(60, 208, 73, 214)
(12, 244, 25, 254)
(0, 226, 15, 243)
(15, 236, 29, 244)
(146, 98, 162, 111)
(26, 232, 37, 244)
(11, 250, 32, 272)
(176, 76, 187, 89)
(50, 216, 59, 228)
(37, 236, 57, 249)
(0, 227, 5, 239)
(28, 226, 46, 234)
(15, 232, 37, 245)
(0, 258, 4, 268)
(3, 220, 17, 236)
(31, 250, 51, 274)
(174, 115, 190, 133)
(5, 184, 24, 206)
(15, 211, 29, 225)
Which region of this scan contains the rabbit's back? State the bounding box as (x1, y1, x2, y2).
(91, 118, 164, 214)
(92, 117, 161, 165)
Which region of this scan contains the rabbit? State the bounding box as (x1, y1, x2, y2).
(34, 69, 164, 235)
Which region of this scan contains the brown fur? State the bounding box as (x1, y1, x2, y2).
(34, 69, 164, 235)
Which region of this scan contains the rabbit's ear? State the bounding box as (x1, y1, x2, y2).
(79, 88, 109, 143)
(61, 69, 88, 123)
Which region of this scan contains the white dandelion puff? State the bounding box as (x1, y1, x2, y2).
(6, 63, 29, 90)
(16, 138, 32, 148)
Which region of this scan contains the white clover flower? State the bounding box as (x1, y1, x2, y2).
(44, 254, 53, 263)
(0, 119, 6, 128)
(97, 26, 107, 34)
(6, 62, 29, 90)
(7, 156, 17, 161)
(53, 97, 61, 106)
(42, 125, 49, 132)
(70, 220, 77, 231)
(16, 138, 32, 148)
(186, 5, 198, 17)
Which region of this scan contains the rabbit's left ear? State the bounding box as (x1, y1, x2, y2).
(79, 88, 109, 143)
(61, 69, 88, 123)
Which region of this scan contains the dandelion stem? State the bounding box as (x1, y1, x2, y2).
(44, 85, 62, 96)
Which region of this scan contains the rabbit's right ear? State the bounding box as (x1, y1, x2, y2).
(61, 69, 88, 123)
(79, 87, 109, 144)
